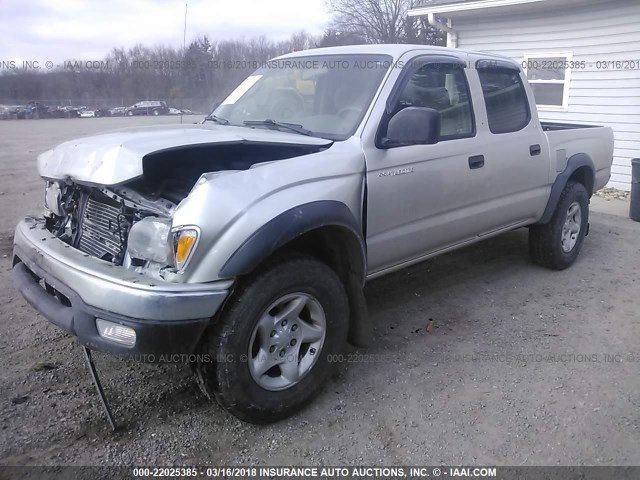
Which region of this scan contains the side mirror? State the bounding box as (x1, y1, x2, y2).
(381, 107, 440, 148)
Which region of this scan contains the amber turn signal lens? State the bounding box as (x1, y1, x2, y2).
(173, 229, 198, 269)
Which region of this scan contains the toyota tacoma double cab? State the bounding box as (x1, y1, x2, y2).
(13, 45, 614, 424)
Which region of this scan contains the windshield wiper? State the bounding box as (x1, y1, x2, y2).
(243, 119, 312, 136)
(203, 114, 229, 125)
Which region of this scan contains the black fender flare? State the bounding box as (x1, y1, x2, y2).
(538, 153, 595, 224)
(219, 200, 365, 279)
(218, 201, 371, 346)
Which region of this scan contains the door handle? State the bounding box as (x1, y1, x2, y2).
(530, 144, 541, 156)
(468, 155, 485, 169)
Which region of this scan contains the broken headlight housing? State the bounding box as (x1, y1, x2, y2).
(44, 181, 64, 216)
(126, 217, 173, 265)
(126, 218, 199, 272)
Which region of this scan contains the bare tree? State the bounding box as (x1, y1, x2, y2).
(318, 28, 367, 47)
(0, 31, 324, 112)
(325, 0, 444, 45)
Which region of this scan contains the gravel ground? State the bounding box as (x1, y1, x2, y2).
(595, 188, 630, 201)
(0, 117, 639, 467)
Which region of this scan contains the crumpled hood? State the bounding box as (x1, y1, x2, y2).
(38, 124, 333, 186)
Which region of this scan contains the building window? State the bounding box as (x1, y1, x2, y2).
(523, 53, 573, 111)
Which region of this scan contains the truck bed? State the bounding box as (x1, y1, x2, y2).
(543, 123, 614, 193)
(541, 121, 601, 131)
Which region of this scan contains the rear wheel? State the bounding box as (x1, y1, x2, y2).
(196, 253, 348, 423)
(529, 181, 589, 270)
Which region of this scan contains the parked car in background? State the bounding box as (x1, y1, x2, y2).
(5, 105, 23, 119)
(78, 109, 96, 118)
(125, 101, 169, 116)
(16, 105, 34, 119)
(1, 103, 48, 119)
(26, 101, 50, 118)
(109, 107, 126, 116)
(95, 108, 112, 117)
(59, 106, 82, 118)
(168, 107, 182, 115)
(47, 106, 67, 118)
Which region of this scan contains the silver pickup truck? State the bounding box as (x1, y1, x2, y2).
(13, 45, 614, 424)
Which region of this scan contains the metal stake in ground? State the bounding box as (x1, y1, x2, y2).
(82, 347, 117, 431)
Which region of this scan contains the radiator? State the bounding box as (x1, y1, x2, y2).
(77, 193, 125, 263)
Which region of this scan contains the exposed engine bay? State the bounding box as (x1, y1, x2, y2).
(134, 142, 326, 204)
(44, 183, 174, 266)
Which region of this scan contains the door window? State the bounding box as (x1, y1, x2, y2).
(392, 63, 475, 140)
(477, 67, 531, 134)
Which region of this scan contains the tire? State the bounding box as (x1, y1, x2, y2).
(152, 109, 160, 116)
(126, 110, 134, 116)
(529, 181, 589, 270)
(196, 253, 349, 423)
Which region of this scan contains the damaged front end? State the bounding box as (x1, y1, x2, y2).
(38, 129, 332, 281)
(42, 180, 193, 281)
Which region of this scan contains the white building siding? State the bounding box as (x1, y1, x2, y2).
(453, 0, 640, 190)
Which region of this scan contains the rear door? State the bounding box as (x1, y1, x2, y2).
(469, 59, 550, 231)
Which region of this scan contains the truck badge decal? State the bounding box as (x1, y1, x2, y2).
(378, 167, 414, 178)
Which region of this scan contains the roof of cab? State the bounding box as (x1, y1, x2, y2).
(273, 44, 518, 66)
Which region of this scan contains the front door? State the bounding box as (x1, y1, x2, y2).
(364, 56, 486, 275)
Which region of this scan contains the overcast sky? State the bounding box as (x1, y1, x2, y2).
(1, 0, 332, 64)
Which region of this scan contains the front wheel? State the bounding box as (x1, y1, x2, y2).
(529, 181, 589, 270)
(196, 253, 349, 423)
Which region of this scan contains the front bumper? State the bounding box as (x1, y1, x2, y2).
(12, 218, 232, 356)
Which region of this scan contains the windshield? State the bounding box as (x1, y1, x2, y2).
(212, 54, 393, 140)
